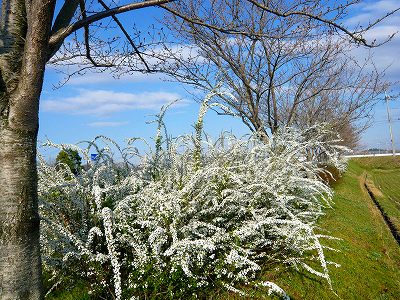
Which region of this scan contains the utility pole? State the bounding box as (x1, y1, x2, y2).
(385, 92, 396, 157)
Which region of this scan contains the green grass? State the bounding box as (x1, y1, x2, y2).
(45, 158, 400, 299)
(257, 158, 400, 300)
(44, 281, 90, 300)
(354, 156, 400, 235)
(372, 170, 400, 231)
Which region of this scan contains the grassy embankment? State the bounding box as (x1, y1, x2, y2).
(46, 157, 400, 299)
(250, 156, 400, 299)
(354, 156, 400, 238)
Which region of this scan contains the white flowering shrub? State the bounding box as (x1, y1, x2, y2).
(39, 94, 347, 299)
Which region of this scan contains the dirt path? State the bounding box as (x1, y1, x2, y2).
(359, 172, 400, 246)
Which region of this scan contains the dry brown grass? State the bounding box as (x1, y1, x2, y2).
(353, 156, 400, 170)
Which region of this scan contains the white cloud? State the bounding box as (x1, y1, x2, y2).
(87, 121, 129, 127)
(362, 24, 400, 40)
(345, 0, 400, 25)
(42, 89, 184, 116)
(344, 0, 400, 82)
(363, 0, 399, 12)
(67, 71, 167, 85)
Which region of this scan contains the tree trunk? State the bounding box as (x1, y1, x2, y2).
(0, 123, 42, 300)
(0, 1, 55, 298)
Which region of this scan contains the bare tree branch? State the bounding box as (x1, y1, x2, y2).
(48, 0, 176, 57)
(97, 0, 152, 72)
(51, 0, 80, 34)
(246, 0, 400, 47)
(159, 3, 269, 39)
(48, 0, 80, 58)
(79, 0, 113, 67)
(159, 0, 389, 145)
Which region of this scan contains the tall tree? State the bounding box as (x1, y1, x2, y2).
(159, 0, 393, 143)
(0, 1, 173, 298)
(0, 1, 397, 298)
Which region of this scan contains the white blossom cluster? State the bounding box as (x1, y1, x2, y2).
(38, 95, 347, 299)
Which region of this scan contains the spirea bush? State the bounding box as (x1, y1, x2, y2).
(39, 93, 347, 299)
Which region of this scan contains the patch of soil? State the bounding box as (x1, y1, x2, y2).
(318, 165, 342, 186)
(362, 174, 400, 246)
(364, 178, 383, 197)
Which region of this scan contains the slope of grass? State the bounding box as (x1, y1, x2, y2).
(210, 158, 400, 299)
(352, 156, 400, 170)
(251, 160, 400, 300)
(372, 170, 400, 231)
(354, 156, 400, 236)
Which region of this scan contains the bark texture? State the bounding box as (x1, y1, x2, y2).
(0, 1, 172, 298)
(0, 0, 55, 298)
(0, 128, 42, 300)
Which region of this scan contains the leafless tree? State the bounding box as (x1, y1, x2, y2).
(0, 0, 397, 298)
(279, 53, 387, 148)
(158, 0, 394, 144)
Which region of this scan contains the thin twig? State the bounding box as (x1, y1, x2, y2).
(97, 0, 152, 72)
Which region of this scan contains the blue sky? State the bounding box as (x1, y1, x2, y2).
(343, 0, 400, 150)
(39, 1, 400, 159)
